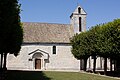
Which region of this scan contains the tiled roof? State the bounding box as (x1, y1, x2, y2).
(23, 22, 74, 43)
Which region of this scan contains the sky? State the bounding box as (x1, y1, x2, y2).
(19, 0, 120, 29)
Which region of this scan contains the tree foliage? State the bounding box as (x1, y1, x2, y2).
(87, 25, 101, 72)
(97, 19, 120, 73)
(71, 32, 91, 71)
(71, 19, 120, 73)
(0, 0, 23, 69)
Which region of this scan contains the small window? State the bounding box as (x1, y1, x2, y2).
(78, 7, 81, 14)
(79, 17, 82, 31)
(53, 46, 56, 54)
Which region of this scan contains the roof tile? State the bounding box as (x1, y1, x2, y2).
(23, 22, 74, 43)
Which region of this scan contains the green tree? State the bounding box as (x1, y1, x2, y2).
(106, 19, 120, 71)
(97, 24, 111, 75)
(0, 0, 23, 70)
(71, 19, 120, 74)
(71, 32, 90, 71)
(87, 25, 100, 73)
(96, 19, 120, 74)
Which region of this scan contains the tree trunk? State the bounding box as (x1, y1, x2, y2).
(114, 60, 117, 71)
(93, 55, 96, 73)
(0, 53, 3, 69)
(110, 58, 112, 71)
(116, 59, 120, 72)
(83, 58, 87, 71)
(0, 53, 3, 80)
(104, 57, 107, 75)
(3, 53, 7, 69)
(100, 57, 102, 69)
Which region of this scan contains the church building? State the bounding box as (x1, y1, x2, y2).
(6, 5, 86, 70)
(6, 5, 111, 71)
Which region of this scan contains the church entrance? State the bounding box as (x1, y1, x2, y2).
(29, 49, 49, 70)
(35, 59, 41, 69)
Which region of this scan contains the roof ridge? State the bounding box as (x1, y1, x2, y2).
(22, 22, 70, 25)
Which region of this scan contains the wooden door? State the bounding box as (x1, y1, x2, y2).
(35, 59, 41, 69)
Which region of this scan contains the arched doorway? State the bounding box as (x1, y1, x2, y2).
(29, 49, 49, 70)
(35, 59, 41, 69)
(32, 53, 43, 69)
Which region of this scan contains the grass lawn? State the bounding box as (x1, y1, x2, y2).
(7, 70, 119, 80)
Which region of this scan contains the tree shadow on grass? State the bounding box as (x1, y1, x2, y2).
(7, 70, 51, 80)
(95, 71, 120, 78)
(106, 71, 120, 77)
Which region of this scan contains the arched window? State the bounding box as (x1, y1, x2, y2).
(78, 7, 81, 14)
(53, 46, 56, 54)
(79, 17, 82, 31)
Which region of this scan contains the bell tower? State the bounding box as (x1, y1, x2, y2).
(70, 5, 87, 34)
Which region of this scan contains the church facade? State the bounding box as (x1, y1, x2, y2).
(6, 5, 112, 71)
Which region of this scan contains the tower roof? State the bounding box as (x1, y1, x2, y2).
(70, 5, 87, 18)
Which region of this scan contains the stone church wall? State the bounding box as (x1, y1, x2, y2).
(7, 44, 80, 71)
